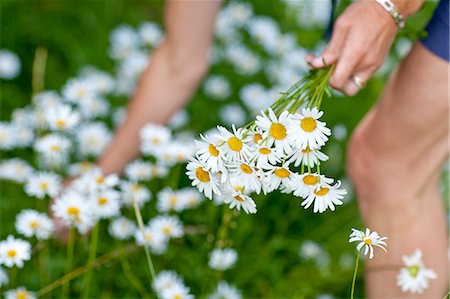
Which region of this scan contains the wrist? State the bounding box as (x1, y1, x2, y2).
(391, 0, 425, 18)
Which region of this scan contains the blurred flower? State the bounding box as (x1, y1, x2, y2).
(397, 249, 437, 294)
(332, 124, 347, 141)
(208, 248, 238, 271)
(178, 187, 204, 209)
(68, 161, 95, 177)
(34, 133, 71, 165)
(120, 181, 152, 208)
(76, 122, 112, 157)
(149, 215, 184, 239)
(4, 287, 36, 299)
(52, 192, 94, 233)
(204, 75, 231, 100)
(152, 270, 185, 296)
(0, 159, 33, 183)
(0, 236, 31, 268)
(349, 228, 387, 259)
(138, 22, 163, 47)
(0, 267, 8, 287)
(109, 25, 140, 60)
(140, 123, 171, 156)
(62, 78, 96, 104)
(108, 217, 136, 240)
(91, 189, 121, 219)
(134, 226, 167, 254)
(45, 104, 80, 131)
(78, 97, 110, 119)
(161, 284, 194, 299)
(225, 43, 261, 75)
(240, 83, 271, 113)
(24, 171, 61, 199)
(208, 281, 242, 299)
(219, 104, 247, 127)
(0, 122, 17, 150)
(15, 209, 54, 240)
(0, 49, 20, 79)
(247, 17, 280, 54)
(125, 160, 153, 182)
(157, 188, 184, 213)
(168, 109, 189, 129)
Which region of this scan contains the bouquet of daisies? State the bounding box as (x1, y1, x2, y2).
(187, 66, 347, 214)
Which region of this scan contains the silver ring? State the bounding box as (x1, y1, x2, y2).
(351, 76, 365, 89)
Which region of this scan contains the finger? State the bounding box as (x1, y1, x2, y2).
(307, 19, 350, 68)
(342, 66, 376, 96)
(329, 39, 365, 90)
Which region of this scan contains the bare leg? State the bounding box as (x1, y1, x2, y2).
(347, 42, 449, 298)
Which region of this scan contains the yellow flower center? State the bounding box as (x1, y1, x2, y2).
(162, 227, 171, 235)
(6, 249, 17, 257)
(40, 182, 48, 189)
(132, 184, 141, 191)
(50, 145, 60, 152)
(67, 206, 80, 216)
(234, 195, 245, 202)
(174, 295, 182, 299)
(98, 197, 108, 205)
(240, 164, 253, 174)
(408, 265, 420, 278)
(96, 177, 105, 184)
(253, 133, 262, 144)
(302, 147, 312, 153)
(362, 236, 372, 245)
(208, 144, 219, 157)
(227, 137, 242, 151)
(234, 186, 244, 193)
(301, 117, 317, 132)
(169, 196, 177, 207)
(269, 123, 286, 140)
(144, 233, 153, 241)
(151, 137, 161, 144)
(274, 168, 290, 178)
(16, 291, 28, 299)
(30, 221, 39, 229)
(259, 147, 271, 155)
(56, 120, 66, 128)
(195, 167, 210, 182)
(314, 187, 329, 196)
(303, 175, 318, 185)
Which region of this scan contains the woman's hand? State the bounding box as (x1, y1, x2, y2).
(306, 1, 421, 96)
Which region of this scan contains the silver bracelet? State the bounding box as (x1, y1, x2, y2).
(375, 0, 406, 29)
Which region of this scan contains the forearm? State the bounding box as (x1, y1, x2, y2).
(97, 43, 207, 175)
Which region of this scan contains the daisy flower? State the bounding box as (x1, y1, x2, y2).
(0, 122, 16, 150)
(4, 287, 36, 299)
(108, 217, 136, 240)
(45, 104, 80, 131)
(263, 163, 296, 193)
(227, 161, 262, 194)
(291, 173, 333, 198)
(51, 192, 94, 233)
(251, 144, 281, 169)
(255, 109, 293, 154)
(82, 169, 119, 193)
(24, 172, 61, 199)
(124, 160, 153, 182)
(208, 248, 238, 271)
(195, 134, 227, 173)
(287, 107, 331, 150)
(157, 188, 184, 213)
(152, 270, 185, 295)
(34, 134, 71, 159)
(161, 284, 194, 299)
(0, 159, 34, 183)
(76, 122, 112, 157)
(288, 146, 329, 168)
(301, 180, 346, 213)
(62, 78, 96, 104)
(218, 184, 257, 214)
(15, 209, 54, 240)
(215, 125, 252, 162)
(140, 123, 171, 156)
(68, 161, 95, 177)
(120, 181, 152, 208)
(186, 158, 220, 199)
(349, 228, 388, 259)
(134, 226, 167, 254)
(208, 281, 242, 299)
(0, 236, 31, 268)
(0, 49, 21, 79)
(149, 215, 184, 239)
(178, 187, 203, 209)
(396, 249, 437, 294)
(91, 189, 121, 219)
(203, 75, 231, 100)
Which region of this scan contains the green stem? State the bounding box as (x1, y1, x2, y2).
(81, 222, 100, 299)
(132, 199, 157, 281)
(38, 240, 50, 290)
(118, 244, 149, 298)
(62, 226, 75, 299)
(32, 47, 47, 95)
(351, 251, 361, 299)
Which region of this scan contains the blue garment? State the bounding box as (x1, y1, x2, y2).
(422, 0, 449, 61)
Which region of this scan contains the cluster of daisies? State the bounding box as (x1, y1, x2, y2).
(187, 107, 346, 214)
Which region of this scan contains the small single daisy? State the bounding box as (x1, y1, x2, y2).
(208, 248, 238, 271)
(91, 189, 121, 219)
(124, 160, 153, 182)
(108, 217, 136, 240)
(15, 209, 54, 240)
(251, 143, 281, 170)
(0, 236, 31, 268)
(45, 104, 80, 131)
(152, 270, 185, 295)
(120, 181, 152, 208)
(177, 188, 204, 209)
(287, 107, 331, 150)
(227, 161, 262, 194)
(263, 163, 296, 193)
(301, 181, 346, 213)
(51, 192, 95, 233)
(255, 109, 293, 154)
(161, 284, 194, 299)
(149, 215, 184, 239)
(4, 287, 36, 299)
(157, 188, 184, 213)
(349, 228, 388, 259)
(82, 169, 119, 193)
(134, 226, 167, 254)
(396, 249, 437, 294)
(216, 125, 252, 162)
(291, 173, 333, 198)
(208, 281, 242, 299)
(195, 134, 227, 173)
(24, 172, 61, 199)
(186, 158, 220, 199)
(140, 123, 171, 156)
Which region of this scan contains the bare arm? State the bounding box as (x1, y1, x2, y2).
(97, 0, 222, 175)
